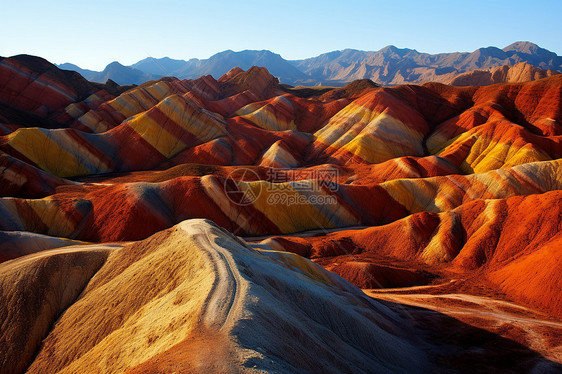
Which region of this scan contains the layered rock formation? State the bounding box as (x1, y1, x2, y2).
(0, 55, 132, 128)
(1, 58, 562, 372)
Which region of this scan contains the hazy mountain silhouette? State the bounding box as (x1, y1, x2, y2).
(57, 63, 97, 81)
(59, 42, 562, 86)
(292, 41, 562, 85)
(133, 50, 306, 85)
(131, 56, 190, 76)
(90, 61, 160, 85)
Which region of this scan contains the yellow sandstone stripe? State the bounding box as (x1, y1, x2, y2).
(78, 111, 109, 133)
(8, 128, 90, 177)
(200, 175, 256, 233)
(159, 95, 226, 141)
(127, 115, 186, 158)
(244, 182, 339, 233)
(27, 198, 77, 238)
(145, 81, 173, 102)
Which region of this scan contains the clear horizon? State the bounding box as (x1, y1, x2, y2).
(2, 0, 561, 71)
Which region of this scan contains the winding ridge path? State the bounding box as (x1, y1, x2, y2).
(179, 221, 246, 331)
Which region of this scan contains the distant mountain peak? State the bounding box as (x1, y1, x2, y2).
(380, 45, 398, 52)
(379, 45, 412, 56)
(90, 61, 160, 85)
(503, 41, 541, 54)
(106, 61, 124, 68)
(58, 62, 82, 69)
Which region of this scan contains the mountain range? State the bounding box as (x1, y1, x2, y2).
(56, 41, 562, 86)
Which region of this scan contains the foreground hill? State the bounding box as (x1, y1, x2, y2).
(1, 56, 562, 371)
(0, 220, 430, 373)
(4, 219, 559, 373)
(57, 41, 562, 86)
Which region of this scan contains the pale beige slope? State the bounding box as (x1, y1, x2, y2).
(26, 224, 217, 374)
(2, 219, 431, 374)
(179, 220, 430, 374)
(0, 244, 114, 374)
(0, 231, 86, 263)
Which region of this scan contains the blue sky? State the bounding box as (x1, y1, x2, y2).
(2, 0, 561, 70)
